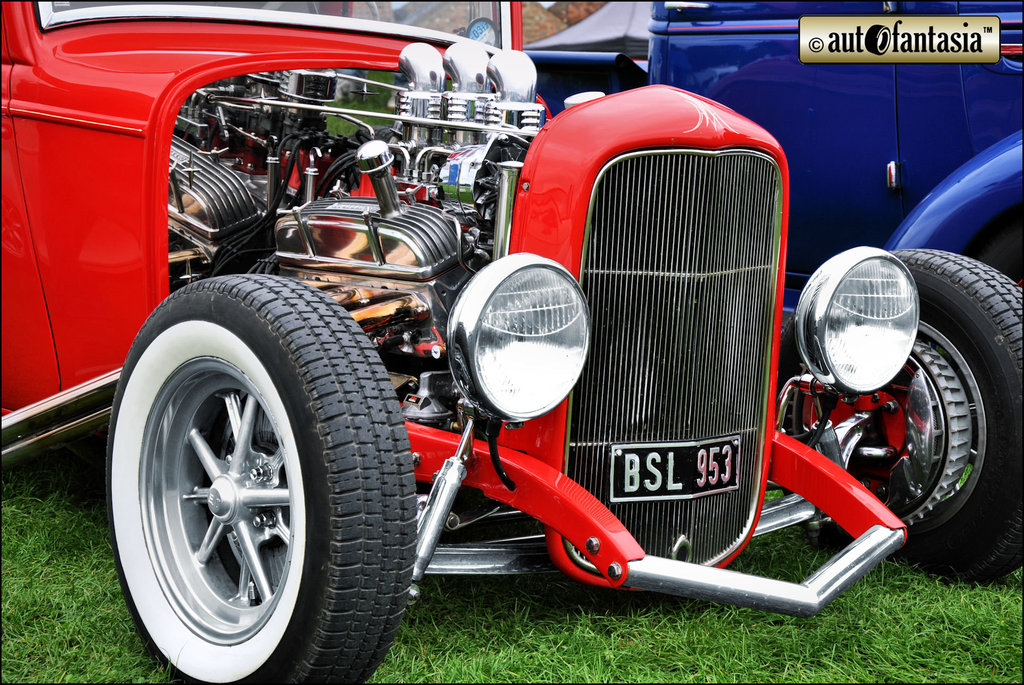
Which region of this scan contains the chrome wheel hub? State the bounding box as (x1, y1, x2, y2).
(140, 357, 294, 644)
(208, 476, 240, 521)
(887, 323, 983, 530)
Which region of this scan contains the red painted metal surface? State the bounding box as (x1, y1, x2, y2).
(509, 3, 523, 50)
(770, 432, 906, 539)
(0, 3, 445, 406)
(2, 6, 61, 411)
(407, 421, 645, 586)
(2, 114, 61, 410)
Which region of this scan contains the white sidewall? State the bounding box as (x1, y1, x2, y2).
(110, 320, 306, 683)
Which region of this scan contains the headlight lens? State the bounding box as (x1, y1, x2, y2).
(795, 247, 918, 394)
(448, 254, 591, 421)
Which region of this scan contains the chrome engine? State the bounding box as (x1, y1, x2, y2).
(168, 42, 542, 424)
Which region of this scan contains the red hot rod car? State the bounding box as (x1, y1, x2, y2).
(2, 2, 1020, 682)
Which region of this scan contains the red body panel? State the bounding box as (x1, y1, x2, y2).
(0, 2, 444, 401)
(499, 84, 791, 471)
(496, 85, 792, 577)
(2, 114, 61, 409)
(3, 9, 60, 409)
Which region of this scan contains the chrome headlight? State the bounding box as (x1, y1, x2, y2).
(448, 254, 591, 421)
(794, 247, 919, 394)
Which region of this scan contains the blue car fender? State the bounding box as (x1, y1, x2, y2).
(885, 130, 1022, 255)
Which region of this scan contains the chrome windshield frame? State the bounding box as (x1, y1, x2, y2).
(35, 2, 514, 50)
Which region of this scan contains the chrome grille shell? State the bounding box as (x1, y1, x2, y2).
(566, 148, 782, 567)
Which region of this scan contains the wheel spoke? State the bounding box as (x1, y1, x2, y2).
(240, 487, 290, 509)
(188, 429, 225, 480)
(230, 394, 259, 475)
(182, 487, 210, 502)
(273, 517, 291, 544)
(238, 563, 252, 603)
(195, 519, 226, 564)
(222, 392, 242, 440)
(266, 447, 285, 473)
(235, 523, 273, 602)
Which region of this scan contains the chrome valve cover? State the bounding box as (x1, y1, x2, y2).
(168, 137, 263, 240)
(274, 197, 459, 282)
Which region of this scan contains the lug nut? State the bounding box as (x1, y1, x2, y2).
(252, 511, 277, 528)
(250, 464, 273, 481)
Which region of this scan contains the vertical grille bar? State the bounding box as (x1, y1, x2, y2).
(567, 149, 781, 566)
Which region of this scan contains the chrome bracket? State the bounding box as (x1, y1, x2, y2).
(411, 416, 475, 585)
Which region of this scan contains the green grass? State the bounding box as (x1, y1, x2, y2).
(326, 69, 400, 138)
(3, 449, 1021, 684)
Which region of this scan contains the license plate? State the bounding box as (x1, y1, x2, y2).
(609, 436, 742, 502)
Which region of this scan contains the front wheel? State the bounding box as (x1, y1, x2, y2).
(107, 275, 415, 682)
(888, 250, 1021, 581)
(778, 250, 1021, 581)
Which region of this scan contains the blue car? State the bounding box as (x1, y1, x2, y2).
(647, 0, 1022, 305)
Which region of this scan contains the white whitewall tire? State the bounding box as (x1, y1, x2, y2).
(107, 275, 416, 683)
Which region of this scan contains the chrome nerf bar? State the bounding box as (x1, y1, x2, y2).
(625, 524, 904, 617)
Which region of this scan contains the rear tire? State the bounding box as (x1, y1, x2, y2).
(107, 275, 415, 682)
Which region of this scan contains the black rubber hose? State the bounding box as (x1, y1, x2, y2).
(484, 417, 516, 491)
(317, 152, 357, 197)
(806, 393, 839, 449)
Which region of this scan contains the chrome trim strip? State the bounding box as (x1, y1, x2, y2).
(626, 525, 904, 617)
(2, 369, 121, 468)
(752, 494, 817, 536)
(499, 3, 514, 51)
(426, 538, 557, 575)
(7, 107, 145, 136)
(37, 2, 506, 50)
